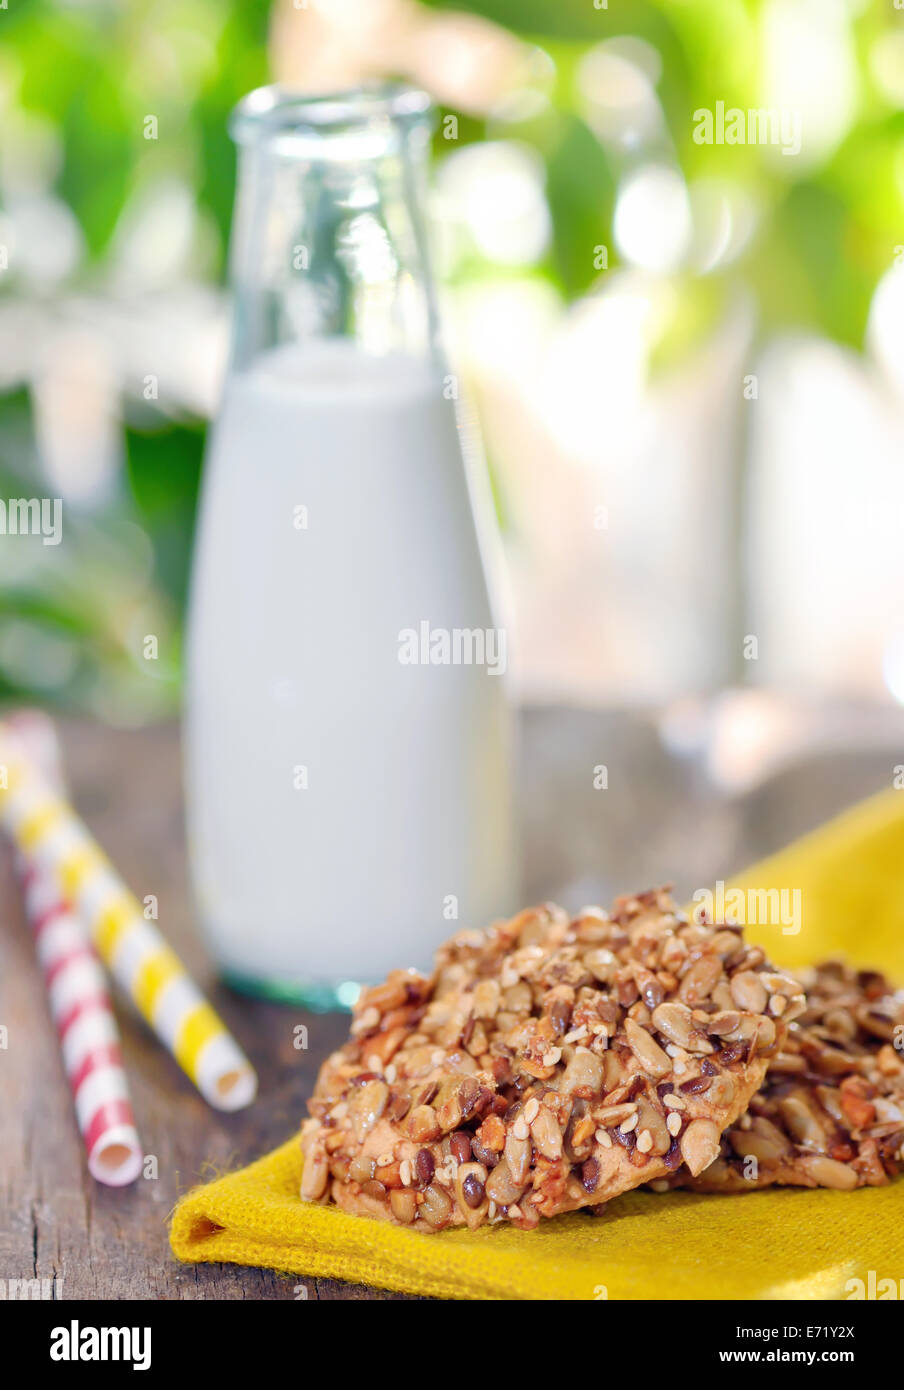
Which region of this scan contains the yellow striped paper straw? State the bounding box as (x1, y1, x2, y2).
(0, 723, 257, 1111)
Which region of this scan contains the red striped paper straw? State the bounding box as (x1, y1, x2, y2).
(9, 712, 143, 1187)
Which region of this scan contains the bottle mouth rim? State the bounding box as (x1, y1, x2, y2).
(230, 82, 433, 145)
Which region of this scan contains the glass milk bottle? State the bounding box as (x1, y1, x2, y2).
(185, 85, 516, 1005)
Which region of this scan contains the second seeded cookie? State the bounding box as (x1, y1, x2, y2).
(299, 888, 806, 1230)
(661, 959, 904, 1194)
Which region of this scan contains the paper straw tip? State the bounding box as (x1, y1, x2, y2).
(88, 1127, 144, 1187)
(205, 1063, 258, 1112)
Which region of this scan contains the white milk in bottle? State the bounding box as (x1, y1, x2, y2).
(184, 87, 516, 1001)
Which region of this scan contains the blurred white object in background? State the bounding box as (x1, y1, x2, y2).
(614, 166, 692, 273)
(452, 266, 754, 705)
(761, 0, 856, 171)
(32, 329, 120, 505)
(436, 141, 550, 267)
(867, 264, 904, 404)
(746, 335, 904, 701)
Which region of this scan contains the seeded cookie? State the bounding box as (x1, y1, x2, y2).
(663, 960, 904, 1194)
(299, 889, 805, 1230)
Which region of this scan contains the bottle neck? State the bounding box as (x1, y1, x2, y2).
(227, 85, 440, 370)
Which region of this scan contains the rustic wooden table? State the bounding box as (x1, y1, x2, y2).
(1, 710, 897, 1298)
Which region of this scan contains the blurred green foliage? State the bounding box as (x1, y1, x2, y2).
(6, 0, 270, 262)
(0, 0, 901, 717)
(425, 0, 903, 349)
(0, 0, 270, 716)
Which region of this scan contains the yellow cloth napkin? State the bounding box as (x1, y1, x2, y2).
(170, 788, 904, 1299)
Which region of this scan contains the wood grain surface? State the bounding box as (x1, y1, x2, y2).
(0, 711, 894, 1299)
